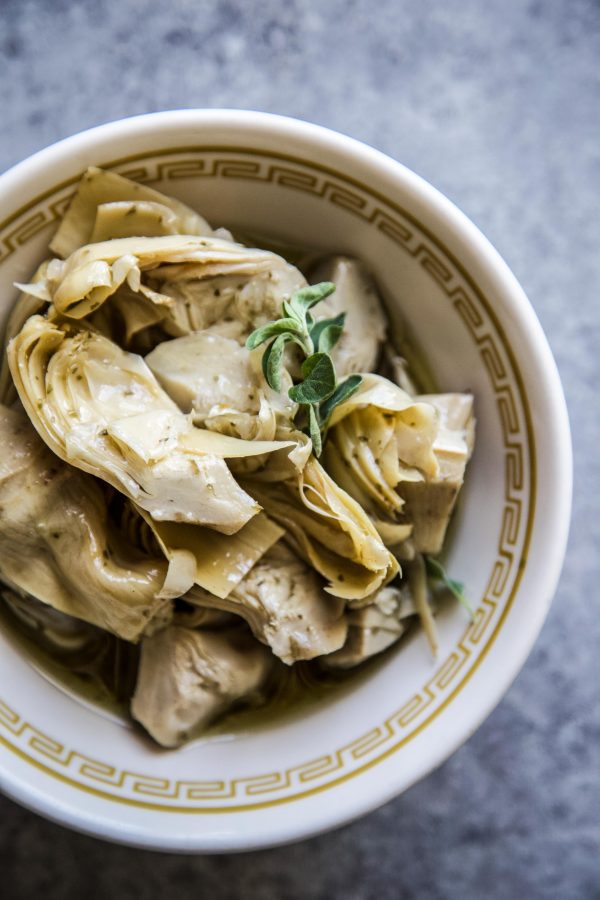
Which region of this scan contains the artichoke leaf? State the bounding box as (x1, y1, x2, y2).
(370, 519, 413, 546)
(280, 515, 397, 604)
(0, 262, 51, 404)
(0, 404, 173, 641)
(131, 625, 274, 747)
(8, 316, 264, 534)
(203, 395, 278, 443)
(179, 429, 293, 458)
(300, 458, 397, 574)
(50, 166, 214, 258)
(323, 582, 418, 669)
(90, 201, 188, 243)
(328, 372, 437, 431)
(184, 543, 348, 665)
(307, 257, 387, 377)
(134, 507, 284, 600)
(321, 443, 413, 547)
(37, 235, 298, 320)
(322, 374, 441, 545)
(243, 456, 398, 602)
(396, 394, 475, 554)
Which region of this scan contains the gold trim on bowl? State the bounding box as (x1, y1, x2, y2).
(0, 147, 536, 813)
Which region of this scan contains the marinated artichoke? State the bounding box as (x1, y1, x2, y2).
(0, 167, 475, 748)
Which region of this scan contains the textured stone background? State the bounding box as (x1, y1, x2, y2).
(0, 1, 598, 897)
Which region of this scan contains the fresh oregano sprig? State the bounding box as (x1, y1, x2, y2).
(246, 282, 362, 456)
(425, 556, 474, 618)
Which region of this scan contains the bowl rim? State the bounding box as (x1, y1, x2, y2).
(0, 109, 572, 852)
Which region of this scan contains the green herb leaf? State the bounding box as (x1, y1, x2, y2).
(308, 404, 323, 457)
(316, 323, 344, 353)
(425, 556, 473, 618)
(246, 318, 302, 350)
(261, 333, 290, 391)
(310, 312, 346, 353)
(261, 339, 275, 386)
(288, 353, 336, 404)
(288, 282, 336, 318)
(250, 279, 363, 457)
(281, 299, 298, 320)
(319, 374, 363, 424)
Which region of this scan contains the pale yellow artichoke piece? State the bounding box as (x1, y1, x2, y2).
(323, 374, 442, 550)
(7, 316, 274, 534)
(50, 166, 213, 258)
(0, 404, 172, 641)
(243, 457, 398, 602)
(145, 330, 306, 479)
(131, 625, 274, 747)
(398, 393, 475, 554)
(323, 583, 417, 669)
(136, 508, 284, 600)
(146, 330, 261, 418)
(328, 374, 440, 471)
(1, 262, 51, 404)
(90, 201, 187, 242)
(54, 253, 141, 319)
(184, 543, 348, 664)
(88, 283, 173, 352)
(147, 257, 306, 344)
(145, 330, 298, 446)
(37, 235, 294, 320)
(326, 380, 474, 556)
(320, 438, 413, 549)
(308, 256, 387, 377)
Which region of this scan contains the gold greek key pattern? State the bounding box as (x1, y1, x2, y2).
(0, 212, 53, 263)
(0, 147, 534, 812)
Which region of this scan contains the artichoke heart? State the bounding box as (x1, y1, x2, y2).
(0, 404, 173, 641)
(307, 256, 387, 377)
(398, 393, 475, 553)
(0, 261, 51, 405)
(50, 166, 215, 258)
(7, 315, 292, 534)
(323, 374, 441, 542)
(184, 542, 348, 665)
(150, 254, 306, 346)
(145, 329, 298, 445)
(324, 375, 474, 554)
(243, 456, 399, 603)
(131, 625, 274, 748)
(323, 582, 418, 669)
(21, 234, 304, 323)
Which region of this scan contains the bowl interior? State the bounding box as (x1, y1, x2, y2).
(0, 115, 548, 851)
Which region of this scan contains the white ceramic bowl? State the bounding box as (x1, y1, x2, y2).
(0, 110, 571, 852)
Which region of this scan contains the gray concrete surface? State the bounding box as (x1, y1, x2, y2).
(0, 0, 598, 897)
